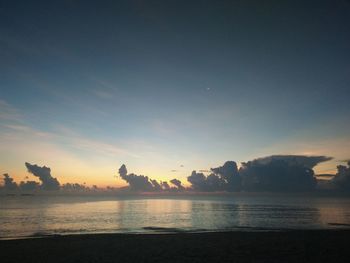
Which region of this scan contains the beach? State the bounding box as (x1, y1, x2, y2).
(1, 230, 350, 263)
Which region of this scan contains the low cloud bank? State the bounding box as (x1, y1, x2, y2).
(117, 155, 331, 193)
(0, 155, 339, 194)
(2, 173, 41, 192)
(118, 164, 184, 192)
(19, 181, 40, 191)
(186, 156, 331, 192)
(61, 183, 92, 192)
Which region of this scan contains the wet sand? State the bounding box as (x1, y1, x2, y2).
(1, 230, 350, 263)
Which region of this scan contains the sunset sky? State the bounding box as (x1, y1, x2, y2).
(1, 0, 350, 187)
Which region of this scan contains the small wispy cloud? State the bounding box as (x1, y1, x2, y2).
(0, 100, 22, 122)
(2, 124, 53, 139)
(91, 78, 119, 100)
(93, 89, 115, 99)
(0, 101, 138, 162)
(52, 125, 137, 158)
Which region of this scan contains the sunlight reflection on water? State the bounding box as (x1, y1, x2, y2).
(1, 195, 350, 239)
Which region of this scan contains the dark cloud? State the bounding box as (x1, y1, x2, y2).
(119, 164, 127, 178)
(118, 164, 155, 191)
(121, 173, 154, 191)
(187, 171, 206, 191)
(187, 161, 240, 192)
(186, 157, 331, 192)
(160, 181, 170, 190)
(332, 161, 350, 191)
(25, 162, 60, 190)
(239, 155, 331, 192)
(2, 165, 95, 193)
(106, 186, 116, 191)
(1, 155, 336, 194)
(19, 181, 40, 191)
(118, 164, 186, 192)
(2, 173, 18, 191)
(150, 179, 162, 191)
(187, 171, 224, 192)
(61, 183, 89, 192)
(250, 155, 332, 168)
(170, 178, 185, 191)
(211, 161, 241, 191)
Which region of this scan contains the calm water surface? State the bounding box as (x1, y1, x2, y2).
(1, 194, 350, 239)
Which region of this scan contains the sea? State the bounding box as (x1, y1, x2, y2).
(1, 194, 350, 239)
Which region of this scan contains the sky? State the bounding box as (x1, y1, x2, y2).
(1, 0, 350, 188)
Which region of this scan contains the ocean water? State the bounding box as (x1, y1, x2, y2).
(1, 194, 350, 239)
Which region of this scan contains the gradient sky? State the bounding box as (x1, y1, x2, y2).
(1, 0, 350, 187)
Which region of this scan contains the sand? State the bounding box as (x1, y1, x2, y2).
(1, 230, 350, 263)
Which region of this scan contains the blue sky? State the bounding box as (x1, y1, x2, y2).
(1, 0, 350, 186)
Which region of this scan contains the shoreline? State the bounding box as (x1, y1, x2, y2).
(1, 229, 350, 262)
(2, 225, 350, 241)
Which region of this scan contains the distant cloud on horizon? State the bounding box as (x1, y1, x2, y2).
(1, 155, 345, 194)
(25, 162, 60, 191)
(332, 161, 350, 192)
(118, 164, 184, 192)
(187, 161, 241, 192)
(2, 173, 18, 191)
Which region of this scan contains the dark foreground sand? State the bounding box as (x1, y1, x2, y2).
(1, 230, 350, 263)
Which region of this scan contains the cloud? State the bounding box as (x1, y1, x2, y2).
(61, 183, 89, 192)
(25, 162, 60, 190)
(92, 89, 115, 100)
(170, 178, 185, 190)
(186, 157, 331, 192)
(250, 155, 332, 168)
(187, 161, 240, 192)
(5, 164, 95, 193)
(187, 171, 206, 191)
(332, 161, 350, 192)
(0, 100, 21, 122)
(118, 164, 186, 192)
(239, 155, 331, 192)
(211, 161, 241, 191)
(150, 179, 162, 191)
(118, 164, 154, 191)
(119, 164, 128, 178)
(19, 181, 40, 191)
(187, 171, 224, 192)
(2, 173, 18, 191)
(160, 181, 170, 190)
(1, 122, 136, 166)
(53, 126, 132, 157)
(0, 155, 337, 194)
